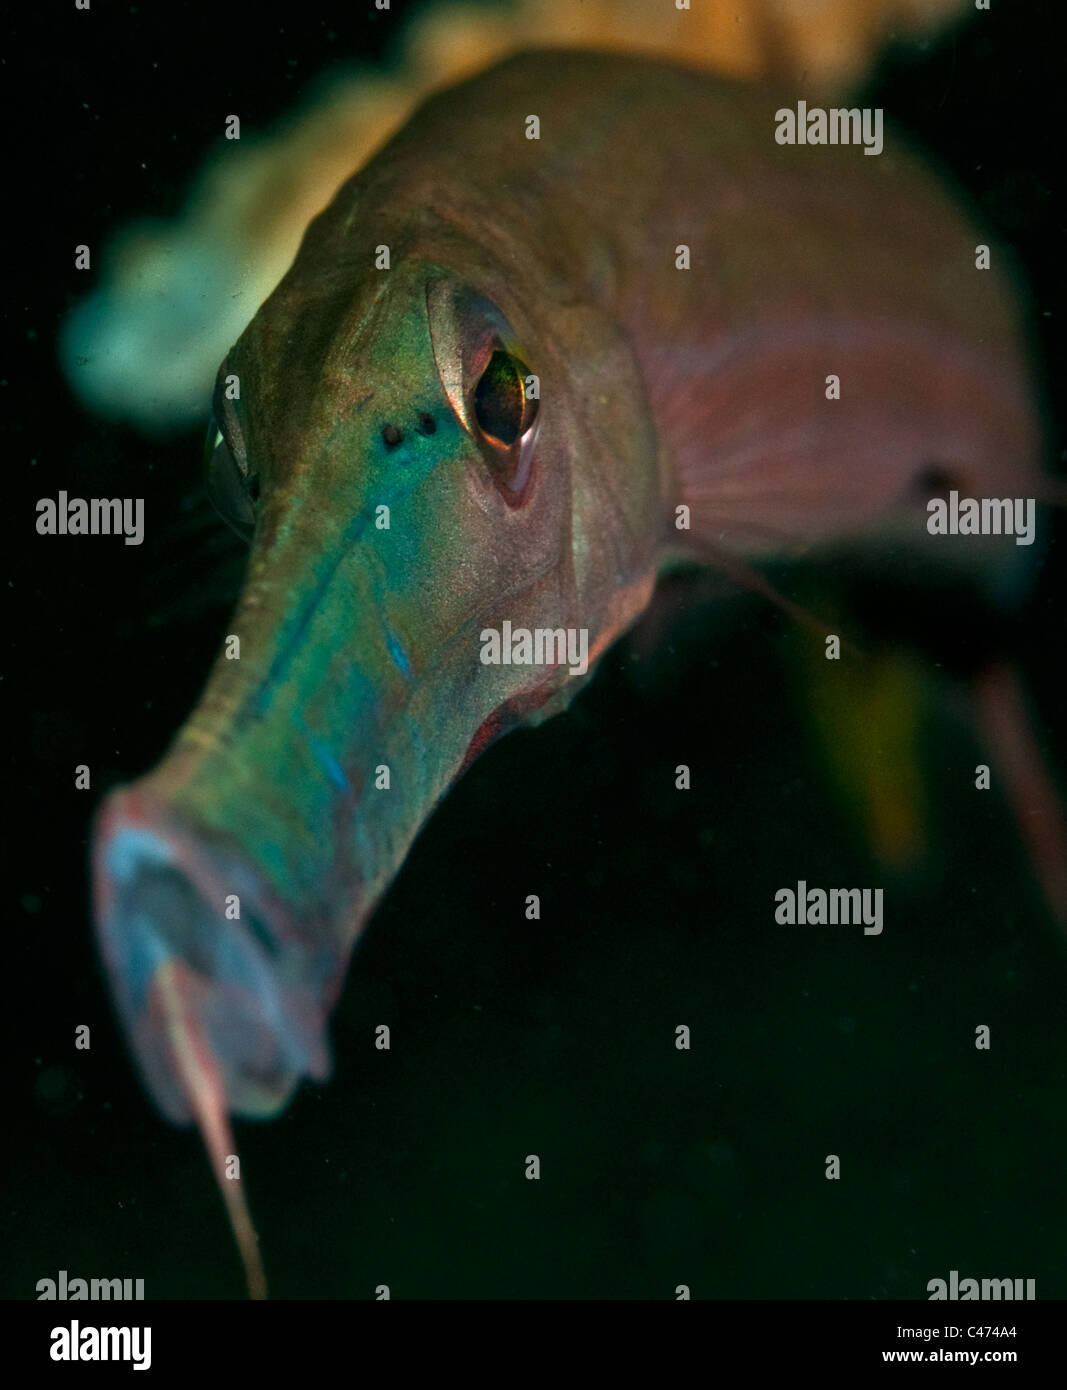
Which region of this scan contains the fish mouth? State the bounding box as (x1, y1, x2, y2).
(92, 785, 333, 1124)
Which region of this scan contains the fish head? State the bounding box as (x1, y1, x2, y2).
(92, 225, 663, 1126)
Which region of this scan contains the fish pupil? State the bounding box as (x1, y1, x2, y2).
(474, 349, 531, 447)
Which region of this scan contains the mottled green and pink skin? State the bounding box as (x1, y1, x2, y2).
(92, 53, 1041, 1284)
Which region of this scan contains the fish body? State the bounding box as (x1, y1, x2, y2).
(91, 52, 1042, 1285)
(57, 1, 975, 435)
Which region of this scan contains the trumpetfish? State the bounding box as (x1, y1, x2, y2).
(90, 47, 1055, 1297)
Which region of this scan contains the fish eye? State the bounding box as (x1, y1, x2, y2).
(426, 279, 542, 505)
(204, 418, 258, 542)
(473, 349, 538, 449)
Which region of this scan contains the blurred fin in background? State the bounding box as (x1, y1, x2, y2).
(59, 0, 970, 435)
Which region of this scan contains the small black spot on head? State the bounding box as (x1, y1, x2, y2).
(382, 424, 403, 449)
(914, 464, 961, 499)
(416, 412, 437, 437)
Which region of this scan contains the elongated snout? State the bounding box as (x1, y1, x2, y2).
(93, 783, 336, 1124)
